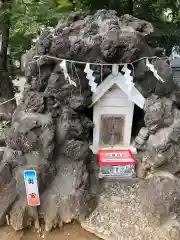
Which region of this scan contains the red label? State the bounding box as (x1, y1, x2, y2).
(28, 193, 39, 206)
(98, 150, 136, 165)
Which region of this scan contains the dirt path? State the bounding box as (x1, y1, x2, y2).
(0, 223, 101, 240)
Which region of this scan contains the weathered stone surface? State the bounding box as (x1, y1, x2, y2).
(135, 58, 175, 98)
(49, 10, 154, 64)
(14, 163, 56, 194)
(138, 89, 180, 178)
(0, 99, 15, 121)
(147, 112, 180, 154)
(0, 132, 5, 147)
(0, 163, 12, 191)
(147, 128, 171, 153)
(25, 151, 47, 165)
(6, 111, 55, 161)
(139, 94, 180, 176)
(2, 148, 26, 169)
(7, 161, 56, 231)
(0, 147, 5, 161)
(56, 106, 93, 146)
(140, 172, 180, 226)
(39, 155, 98, 232)
(168, 109, 180, 143)
(9, 196, 38, 231)
(0, 179, 18, 226)
(140, 143, 180, 177)
(144, 96, 173, 133)
(1, 9, 177, 234)
(68, 95, 88, 111)
(22, 91, 45, 113)
(153, 59, 175, 96)
(136, 160, 153, 179)
(55, 106, 86, 145)
(62, 140, 90, 161)
(36, 29, 53, 55)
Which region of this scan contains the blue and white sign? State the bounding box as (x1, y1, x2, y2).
(24, 170, 40, 206)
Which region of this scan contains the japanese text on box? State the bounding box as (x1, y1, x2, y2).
(24, 170, 40, 206)
(98, 149, 136, 165)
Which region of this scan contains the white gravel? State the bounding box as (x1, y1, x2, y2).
(81, 181, 180, 240)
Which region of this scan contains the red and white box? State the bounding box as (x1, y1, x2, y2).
(98, 149, 136, 165)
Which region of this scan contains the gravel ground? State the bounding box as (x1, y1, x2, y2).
(81, 180, 180, 240)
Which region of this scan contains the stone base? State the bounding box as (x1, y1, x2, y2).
(90, 145, 137, 180)
(99, 164, 136, 180)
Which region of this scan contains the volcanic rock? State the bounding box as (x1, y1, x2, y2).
(0, 9, 177, 233)
(140, 172, 180, 226)
(39, 154, 98, 232)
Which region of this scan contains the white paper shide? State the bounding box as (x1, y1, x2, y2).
(84, 63, 97, 93)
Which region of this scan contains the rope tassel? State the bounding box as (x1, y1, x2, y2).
(60, 60, 77, 87)
(146, 58, 164, 83)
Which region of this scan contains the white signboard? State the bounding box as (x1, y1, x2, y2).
(24, 170, 40, 206)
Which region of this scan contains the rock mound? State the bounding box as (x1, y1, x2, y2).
(140, 172, 180, 226)
(0, 9, 178, 234)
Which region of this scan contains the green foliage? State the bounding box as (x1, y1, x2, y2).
(73, 0, 125, 14)
(73, 0, 89, 12)
(2, 0, 180, 61)
(150, 21, 180, 54)
(131, 0, 180, 53)
(57, 0, 73, 11)
(0, 121, 9, 130)
(9, 0, 74, 60)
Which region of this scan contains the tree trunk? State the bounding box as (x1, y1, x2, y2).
(127, 0, 133, 15)
(0, 0, 16, 120)
(0, 0, 14, 99)
(172, 5, 178, 23)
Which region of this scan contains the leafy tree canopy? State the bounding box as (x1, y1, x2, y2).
(1, 0, 180, 63)
(8, 0, 74, 60)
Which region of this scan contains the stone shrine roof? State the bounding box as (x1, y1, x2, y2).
(91, 72, 145, 109)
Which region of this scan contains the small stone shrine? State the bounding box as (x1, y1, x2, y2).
(90, 65, 145, 179)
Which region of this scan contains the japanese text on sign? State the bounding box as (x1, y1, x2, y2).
(98, 150, 136, 165)
(24, 170, 40, 206)
(106, 153, 124, 157)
